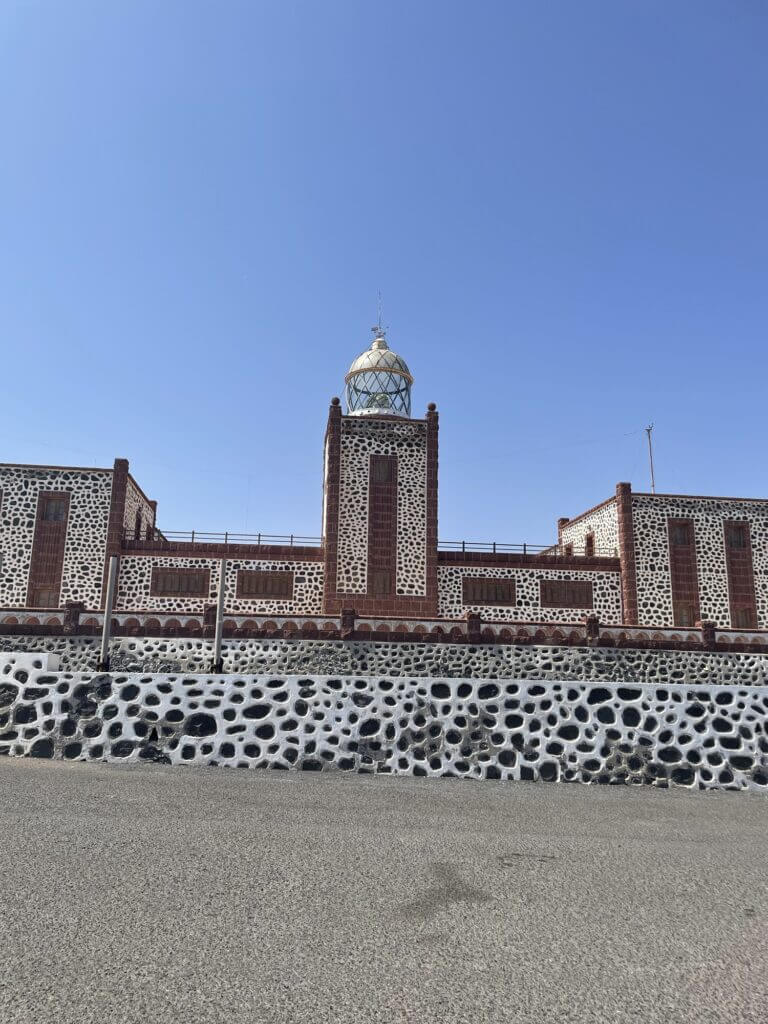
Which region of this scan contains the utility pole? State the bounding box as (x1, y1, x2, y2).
(645, 424, 656, 494)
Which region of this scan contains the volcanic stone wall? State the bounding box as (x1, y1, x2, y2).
(632, 494, 768, 628)
(336, 417, 427, 596)
(115, 556, 325, 615)
(559, 497, 619, 555)
(4, 634, 768, 688)
(436, 565, 622, 623)
(123, 478, 154, 539)
(1, 653, 766, 790)
(0, 466, 112, 608)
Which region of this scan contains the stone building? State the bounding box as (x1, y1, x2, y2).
(2, 329, 768, 790)
(1, 329, 766, 639)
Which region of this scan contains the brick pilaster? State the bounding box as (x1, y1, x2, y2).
(616, 482, 639, 625)
(102, 458, 128, 608)
(321, 399, 342, 614)
(424, 403, 439, 618)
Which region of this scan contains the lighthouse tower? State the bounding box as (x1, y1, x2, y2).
(322, 328, 438, 618)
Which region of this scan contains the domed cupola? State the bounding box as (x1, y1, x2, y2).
(344, 329, 413, 418)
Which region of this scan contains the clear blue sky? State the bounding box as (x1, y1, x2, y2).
(2, 1, 766, 543)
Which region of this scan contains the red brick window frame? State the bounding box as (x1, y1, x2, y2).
(26, 490, 71, 610)
(723, 520, 757, 629)
(150, 567, 209, 597)
(237, 570, 294, 600)
(462, 578, 516, 606)
(540, 579, 594, 608)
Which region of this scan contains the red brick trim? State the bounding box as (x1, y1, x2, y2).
(616, 482, 639, 625)
(368, 454, 397, 598)
(424, 404, 439, 617)
(102, 458, 129, 607)
(540, 578, 593, 609)
(723, 520, 758, 629)
(667, 518, 700, 627)
(462, 577, 516, 606)
(321, 399, 343, 613)
(150, 566, 211, 598)
(26, 491, 71, 608)
(236, 569, 294, 600)
(121, 541, 322, 560)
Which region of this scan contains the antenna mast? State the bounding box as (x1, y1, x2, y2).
(645, 424, 656, 494)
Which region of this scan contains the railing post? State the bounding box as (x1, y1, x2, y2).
(191, 530, 195, 544)
(212, 557, 227, 672)
(98, 555, 119, 671)
(523, 542, 527, 555)
(462, 540, 465, 553)
(492, 541, 496, 554)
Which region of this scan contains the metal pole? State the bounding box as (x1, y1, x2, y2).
(212, 557, 227, 673)
(98, 555, 119, 671)
(645, 424, 656, 494)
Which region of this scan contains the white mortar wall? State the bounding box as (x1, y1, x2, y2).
(0, 466, 112, 608)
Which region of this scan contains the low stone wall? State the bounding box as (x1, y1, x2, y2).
(1, 653, 766, 790)
(3, 634, 768, 687)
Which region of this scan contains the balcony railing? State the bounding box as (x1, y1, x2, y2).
(122, 529, 616, 558)
(437, 540, 617, 557)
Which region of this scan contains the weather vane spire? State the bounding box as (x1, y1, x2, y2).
(371, 290, 387, 341)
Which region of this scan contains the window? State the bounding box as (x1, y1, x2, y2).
(134, 511, 142, 540)
(30, 587, 58, 607)
(584, 533, 595, 557)
(41, 497, 67, 522)
(563, 543, 574, 557)
(726, 524, 748, 549)
(237, 570, 294, 600)
(371, 455, 396, 484)
(670, 522, 693, 546)
(540, 579, 594, 608)
(151, 569, 208, 596)
(732, 606, 757, 629)
(462, 578, 516, 605)
(371, 569, 391, 596)
(673, 601, 697, 627)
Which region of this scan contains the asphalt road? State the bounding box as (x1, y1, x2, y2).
(0, 760, 766, 1024)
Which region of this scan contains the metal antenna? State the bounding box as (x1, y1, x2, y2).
(372, 291, 386, 340)
(645, 424, 656, 494)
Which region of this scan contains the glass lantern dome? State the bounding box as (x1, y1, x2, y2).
(345, 332, 413, 418)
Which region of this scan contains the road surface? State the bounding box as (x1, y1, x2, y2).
(0, 758, 766, 1023)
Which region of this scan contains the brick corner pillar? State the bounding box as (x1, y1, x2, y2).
(102, 458, 129, 607)
(63, 601, 85, 634)
(425, 402, 440, 618)
(698, 620, 716, 650)
(321, 398, 343, 614)
(148, 499, 158, 534)
(584, 612, 600, 642)
(616, 481, 639, 625)
(340, 607, 356, 637)
(557, 516, 570, 553)
(466, 610, 481, 644)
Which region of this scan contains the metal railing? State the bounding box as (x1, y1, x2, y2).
(123, 529, 322, 547)
(122, 529, 616, 557)
(437, 540, 617, 557)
